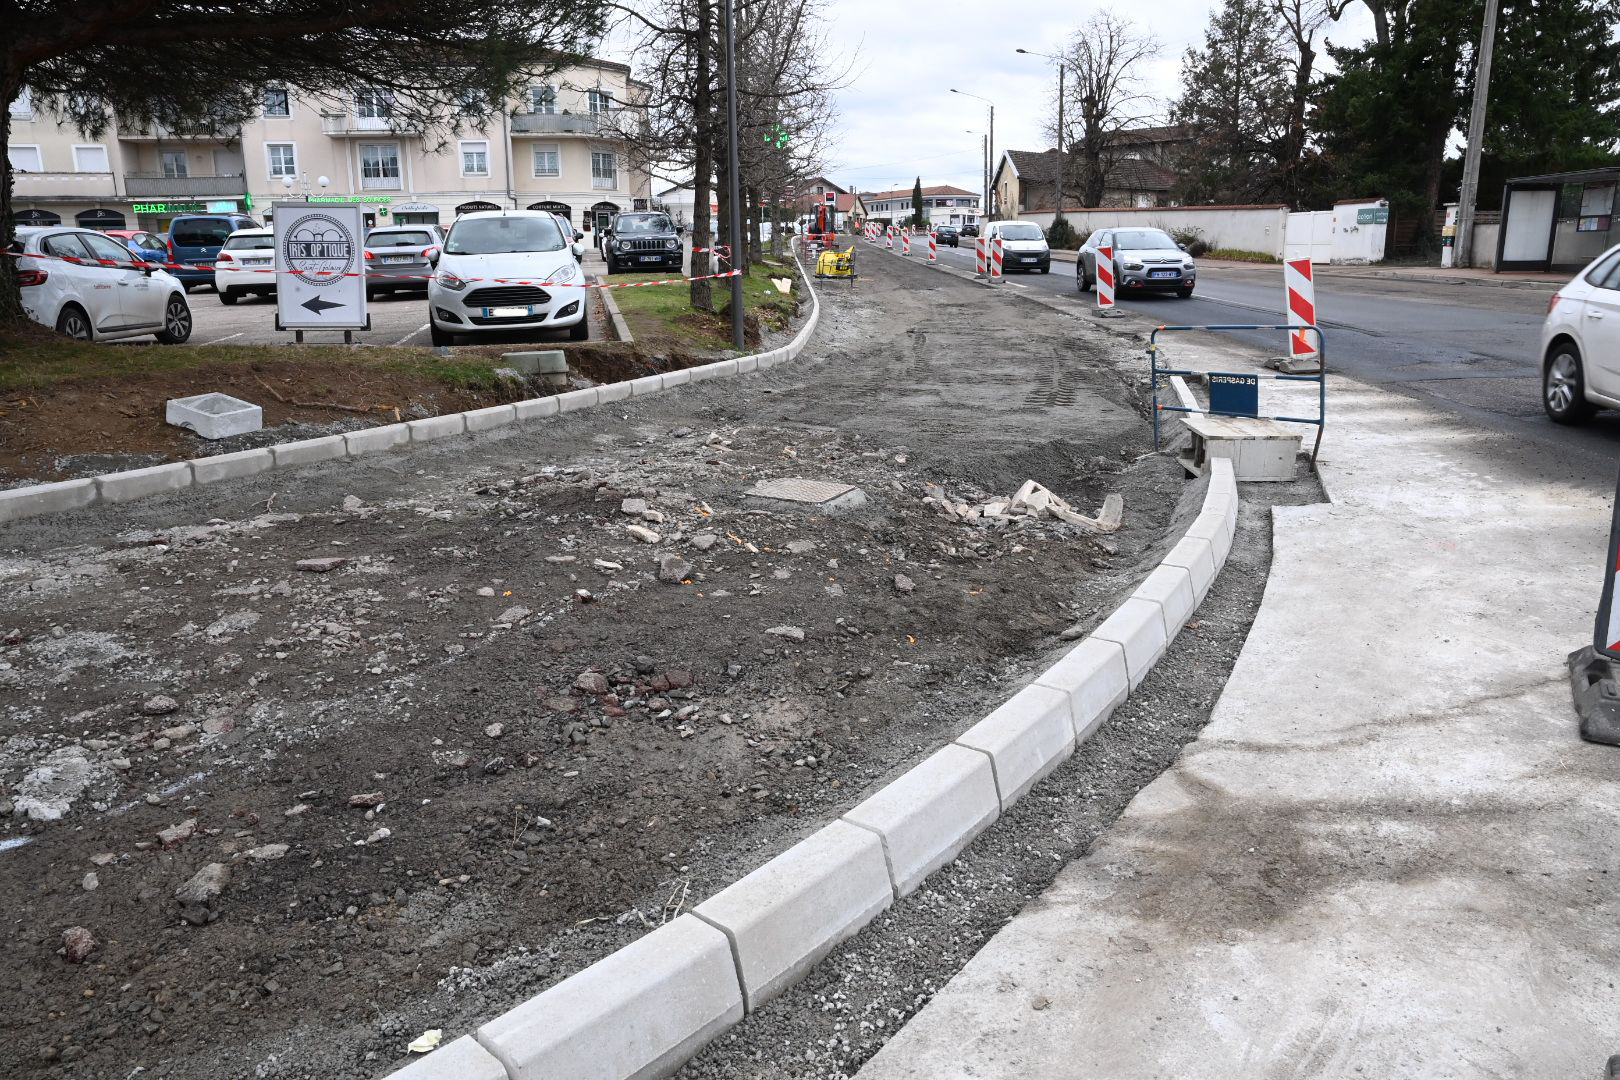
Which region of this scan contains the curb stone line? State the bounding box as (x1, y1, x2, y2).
(0, 254, 822, 526)
(383, 457, 1240, 1080)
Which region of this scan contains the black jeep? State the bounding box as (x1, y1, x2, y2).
(604, 212, 683, 274)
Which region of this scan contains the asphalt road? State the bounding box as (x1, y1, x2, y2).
(922, 242, 1620, 487)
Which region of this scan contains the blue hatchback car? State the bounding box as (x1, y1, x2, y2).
(164, 213, 260, 291)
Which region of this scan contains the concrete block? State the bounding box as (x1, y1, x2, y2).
(1185, 509, 1234, 570)
(477, 914, 741, 1080)
(844, 745, 1000, 898)
(1091, 597, 1169, 690)
(383, 1036, 506, 1080)
(165, 392, 261, 440)
(407, 414, 466, 443)
(270, 434, 346, 469)
(693, 820, 891, 1012)
(597, 380, 633, 405)
(96, 462, 192, 504)
(463, 404, 516, 433)
(0, 478, 98, 523)
(513, 396, 561, 421)
(662, 368, 693, 389)
(735, 355, 759, 374)
(1162, 535, 1217, 603)
(1135, 564, 1198, 641)
(555, 388, 601, 413)
(755, 349, 786, 369)
(689, 359, 739, 383)
(344, 423, 410, 457)
(1210, 456, 1238, 497)
(501, 349, 566, 376)
(1034, 637, 1130, 741)
(191, 448, 274, 485)
(953, 685, 1075, 809)
(628, 374, 665, 397)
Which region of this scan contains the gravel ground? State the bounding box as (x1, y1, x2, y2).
(0, 252, 1199, 1080)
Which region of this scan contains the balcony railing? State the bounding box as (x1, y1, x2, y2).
(360, 174, 403, 191)
(123, 173, 245, 197)
(117, 125, 238, 141)
(510, 111, 619, 135)
(321, 113, 415, 136)
(10, 172, 118, 199)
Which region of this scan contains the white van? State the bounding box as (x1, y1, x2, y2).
(984, 220, 1051, 273)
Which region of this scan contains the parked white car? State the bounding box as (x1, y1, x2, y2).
(1542, 241, 1620, 423)
(984, 220, 1051, 273)
(214, 227, 277, 304)
(10, 225, 192, 343)
(427, 211, 587, 346)
(1077, 227, 1196, 298)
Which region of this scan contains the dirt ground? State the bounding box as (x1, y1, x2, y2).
(2, 253, 1183, 1080)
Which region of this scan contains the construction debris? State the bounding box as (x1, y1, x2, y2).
(921, 479, 1124, 533)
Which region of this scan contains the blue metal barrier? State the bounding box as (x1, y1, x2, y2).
(1149, 323, 1326, 465)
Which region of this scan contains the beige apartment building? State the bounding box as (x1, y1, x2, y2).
(7, 59, 652, 236)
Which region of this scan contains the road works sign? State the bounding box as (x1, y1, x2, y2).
(273, 201, 368, 332)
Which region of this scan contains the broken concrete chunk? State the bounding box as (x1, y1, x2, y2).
(657, 553, 693, 584)
(296, 557, 348, 573)
(626, 524, 661, 544)
(766, 625, 806, 642)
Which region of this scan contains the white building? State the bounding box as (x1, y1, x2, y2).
(859, 184, 981, 226)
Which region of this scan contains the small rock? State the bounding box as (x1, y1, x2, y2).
(61, 926, 96, 964)
(283, 803, 310, 818)
(543, 695, 578, 713)
(620, 498, 649, 516)
(89, 853, 116, 866)
(476, 586, 496, 597)
(787, 540, 816, 555)
(82, 872, 99, 892)
(593, 559, 624, 573)
(633, 655, 657, 675)
(574, 589, 595, 604)
(201, 717, 235, 736)
(666, 669, 694, 689)
(495, 606, 532, 625)
(363, 827, 392, 845)
(141, 695, 179, 717)
(484, 722, 504, 739)
(348, 792, 385, 807)
(175, 862, 231, 923)
(670, 426, 693, 438)
(295, 557, 347, 573)
(573, 671, 610, 695)
(894, 574, 915, 594)
(157, 818, 197, 846)
(641, 509, 666, 524)
(247, 843, 289, 861)
(342, 495, 364, 511)
(657, 553, 693, 584)
(690, 532, 719, 551)
(110, 757, 131, 771)
(545, 554, 578, 564)
(159, 723, 197, 742)
(626, 524, 661, 544)
(765, 625, 806, 642)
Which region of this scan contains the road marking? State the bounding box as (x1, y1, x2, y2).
(1005, 281, 1028, 289)
(393, 323, 430, 346)
(201, 332, 243, 345)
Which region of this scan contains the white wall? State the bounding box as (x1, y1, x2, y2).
(1329, 200, 1388, 264)
(1021, 205, 1289, 257)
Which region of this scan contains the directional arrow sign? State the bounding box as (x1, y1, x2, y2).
(274, 200, 368, 331)
(301, 296, 345, 315)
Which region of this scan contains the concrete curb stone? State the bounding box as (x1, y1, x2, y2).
(952, 685, 1076, 809)
(0, 478, 98, 523)
(344, 423, 409, 457)
(463, 404, 517, 433)
(270, 434, 347, 469)
(1033, 637, 1130, 741)
(843, 745, 1000, 898)
(735, 355, 759, 374)
(1184, 510, 1234, 568)
(1134, 564, 1198, 641)
(192, 448, 274, 485)
(628, 374, 665, 397)
(1162, 535, 1218, 603)
(512, 396, 561, 421)
(1091, 596, 1171, 690)
(407, 414, 466, 443)
(662, 368, 693, 389)
(692, 820, 892, 1013)
(386, 1036, 506, 1080)
(554, 387, 601, 413)
(597, 381, 634, 405)
(476, 914, 741, 1080)
(96, 462, 192, 503)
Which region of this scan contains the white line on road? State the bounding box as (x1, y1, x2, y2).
(393, 323, 430, 346)
(1004, 281, 1028, 289)
(201, 332, 244, 345)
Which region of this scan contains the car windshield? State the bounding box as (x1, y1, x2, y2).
(1113, 229, 1177, 250)
(999, 223, 1044, 241)
(444, 216, 565, 255)
(616, 215, 673, 235)
(171, 220, 234, 246)
(223, 234, 274, 250)
(368, 230, 433, 248)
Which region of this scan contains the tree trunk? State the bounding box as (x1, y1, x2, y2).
(747, 187, 762, 265)
(0, 78, 23, 325)
(690, 0, 716, 313)
(1282, 43, 1315, 205)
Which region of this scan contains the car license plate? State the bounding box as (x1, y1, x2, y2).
(381, 255, 412, 264)
(1150, 269, 1178, 279)
(638, 254, 663, 262)
(1021, 257, 1036, 263)
(244, 258, 272, 267)
(485, 306, 533, 318)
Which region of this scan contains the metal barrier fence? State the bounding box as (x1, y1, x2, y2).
(1149, 323, 1327, 464)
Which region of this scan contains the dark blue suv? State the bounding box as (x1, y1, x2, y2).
(165, 213, 260, 291)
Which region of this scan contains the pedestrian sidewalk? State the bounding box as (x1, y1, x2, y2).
(856, 344, 1620, 1078)
(1199, 257, 1572, 291)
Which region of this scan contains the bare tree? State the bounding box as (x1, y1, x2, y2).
(1270, 0, 1353, 203)
(1050, 13, 1161, 208)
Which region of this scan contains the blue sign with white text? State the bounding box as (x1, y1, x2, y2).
(1208, 373, 1260, 417)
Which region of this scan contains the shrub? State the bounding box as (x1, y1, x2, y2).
(1047, 215, 1080, 250)
(1168, 225, 1210, 258)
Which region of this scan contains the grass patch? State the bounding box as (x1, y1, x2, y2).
(607, 262, 800, 351)
(1205, 248, 1280, 264)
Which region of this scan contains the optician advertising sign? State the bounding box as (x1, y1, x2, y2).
(273, 201, 368, 332)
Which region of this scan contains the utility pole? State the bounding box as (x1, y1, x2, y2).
(951, 89, 997, 220)
(1054, 65, 1064, 219)
(1454, 0, 1499, 269)
(722, 0, 745, 349)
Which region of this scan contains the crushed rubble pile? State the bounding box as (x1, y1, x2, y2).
(922, 478, 1124, 534)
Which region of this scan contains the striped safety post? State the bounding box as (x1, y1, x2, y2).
(928, 231, 937, 263)
(1284, 257, 1319, 364)
(989, 234, 1004, 284)
(901, 230, 911, 257)
(974, 235, 986, 277)
(1096, 244, 1116, 310)
(885, 227, 894, 250)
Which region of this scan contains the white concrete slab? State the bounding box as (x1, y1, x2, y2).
(1132, 564, 1197, 640)
(270, 434, 347, 468)
(844, 745, 1000, 897)
(513, 396, 561, 421)
(953, 685, 1075, 808)
(407, 414, 466, 442)
(95, 462, 192, 503)
(344, 423, 410, 457)
(463, 404, 517, 433)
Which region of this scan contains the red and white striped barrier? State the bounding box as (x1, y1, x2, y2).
(1095, 244, 1116, 310)
(1284, 257, 1319, 363)
(928, 231, 937, 263)
(989, 235, 1004, 284)
(885, 227, 894, 250)
(901, 231, 911, 257)
(974, 235, 987, 277)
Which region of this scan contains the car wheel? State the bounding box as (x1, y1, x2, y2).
(430, 320, 457, 347)
(1078, 265, 1093, 293)
(568, 317, 590, 342)
(365, 288, 378, 302)
(1545, 344, 1596, 424)
(156, 294, 193, 344)
(56, 304, 93, 341)
(1176, 286, 1195, 299)
(1040, 266, 1050, 275)
(605, 259, 617, 275)
(219, 288, 238, 305)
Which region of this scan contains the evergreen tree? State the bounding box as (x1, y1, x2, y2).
(911, 177, 925, 228)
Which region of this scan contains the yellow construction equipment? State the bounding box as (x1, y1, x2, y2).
(814, 245, 856, 280)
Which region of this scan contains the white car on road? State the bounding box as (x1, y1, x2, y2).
(1543, 241, 1620, 423)
(10, 225, 192, 343)
(428, 211, 587, 346)
(1077, 227, 1196, 298)
(214, 227, 277, 304)
(984, 220, 1051, 273)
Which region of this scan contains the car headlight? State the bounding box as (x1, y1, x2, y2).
(551, 262, 578, 283)
(1185, 260, 1196, 270)
(665, 238, 679, 250)
(1123, 261, 1144, 271)
(435, 270, 467, 291)
(616, 239, 629, 251)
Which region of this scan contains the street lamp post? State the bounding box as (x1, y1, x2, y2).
(1017, 48, 1066, 223)
(721, 0, 745, 349)
(950, 89, 995, 219)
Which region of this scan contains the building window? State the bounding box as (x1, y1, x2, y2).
(533, 144, 560, 178)
(359, 143, 401, 189)
(266, 142, 296, 179)
(263, 87, 290, 117)
(591, 151, 617, 190)
(530, 85, 557, 114)
(356, 89, 393, 119)
(73, 144, 108, 172)
(160, 150, 188, 178)
(588, 90, 612, 116)
(8, 145, 42, 172)
(459, 140, 489, 177)
(9, 90, 31, 120)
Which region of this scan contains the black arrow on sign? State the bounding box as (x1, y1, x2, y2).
(301, 296, 345, 315)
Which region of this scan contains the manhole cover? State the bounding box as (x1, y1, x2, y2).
(745, 477, 867, 511)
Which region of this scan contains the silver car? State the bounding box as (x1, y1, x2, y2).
(364, 226, 444, 299)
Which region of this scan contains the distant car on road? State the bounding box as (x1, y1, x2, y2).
(1077, 226, 1196, 298)
(959, 222, 979, 238)
(934, 225, 960, 248)
(164, 212, 260, 292)
(214, 227, 277, 304)
(9, 225, 192, 343)
(428, 210, 588, 346)
(1542, 242, 1620, 424)
(984, 220, 1050, 273)
(604, 211, 683, 274)
(364, 225, 444, 300)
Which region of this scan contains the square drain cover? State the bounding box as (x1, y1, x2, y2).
(746, 477, 866, 510)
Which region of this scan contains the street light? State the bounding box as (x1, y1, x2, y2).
(1017, 48, 1067, 222)
(950, 89, 995, 219)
